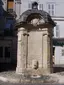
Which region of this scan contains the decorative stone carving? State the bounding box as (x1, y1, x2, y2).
(32, 60, 39, 69)
(31, 18, 39, 26)
(31, 18, 45, 26)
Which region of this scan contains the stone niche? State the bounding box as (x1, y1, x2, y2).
(15, 7, 56, 75)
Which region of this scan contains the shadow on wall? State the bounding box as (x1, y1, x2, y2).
(0, 63, 16, 72)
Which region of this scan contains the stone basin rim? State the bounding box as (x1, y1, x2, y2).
(31, 75, 41, 78)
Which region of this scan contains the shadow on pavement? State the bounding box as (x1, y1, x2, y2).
(53, 67, 64, 73)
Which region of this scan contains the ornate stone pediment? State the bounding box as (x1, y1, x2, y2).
(31, 18, 45, 26)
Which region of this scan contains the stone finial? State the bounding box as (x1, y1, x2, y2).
(32, 2, 38, 9)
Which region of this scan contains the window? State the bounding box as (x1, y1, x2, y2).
(53, 47, 55, 55)
(5, 23, 11, 29)
(62, 49, 64, 56)
(5, 47, 10, 58)
(56, 25, 60, 38)
(0, 46, 10, 58)
(0, 47, 3, 57)
(15, 0, 21, 4)
(0, 7, 3, 16)
(53, 23, 60, 38)
(5, 19, 14, 29)
(15, 0, 21, 1)
(28, 3, 32, 9)
(7, 0, 14, 13)
(8, 1, 13, 9)
(39, 4, 43, 10)
(8, 9, 13, 13)
(47, 3, 55, 16)
(4, 19, 14, 36)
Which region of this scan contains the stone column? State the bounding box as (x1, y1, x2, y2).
(42, 33, 52, 74)
(16, 27, 28, 74)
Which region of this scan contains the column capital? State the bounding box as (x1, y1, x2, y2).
(43, 33, 50, 37)
(18, 27, 25, 32)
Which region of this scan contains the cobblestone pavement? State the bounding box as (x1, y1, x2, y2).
(0, 65, 64, 84)
(0, 81, 63, 85)
(0, 71, 64, 85)
(0, 71, 59, 84)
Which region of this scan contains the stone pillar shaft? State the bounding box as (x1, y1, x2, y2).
(42, 34, 51, 73)
(16, 28, 28, 74)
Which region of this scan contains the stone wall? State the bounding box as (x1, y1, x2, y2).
(16, 27, 53, 75)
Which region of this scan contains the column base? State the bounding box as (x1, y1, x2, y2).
(16, 67, 53, 75)
(16, 67, 26, 75)
(42, 67, 53, 74)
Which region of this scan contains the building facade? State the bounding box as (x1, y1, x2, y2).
(2, 0, 21, 19)
(2, 0, 64, 65)
(0, 0, 17, 64)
